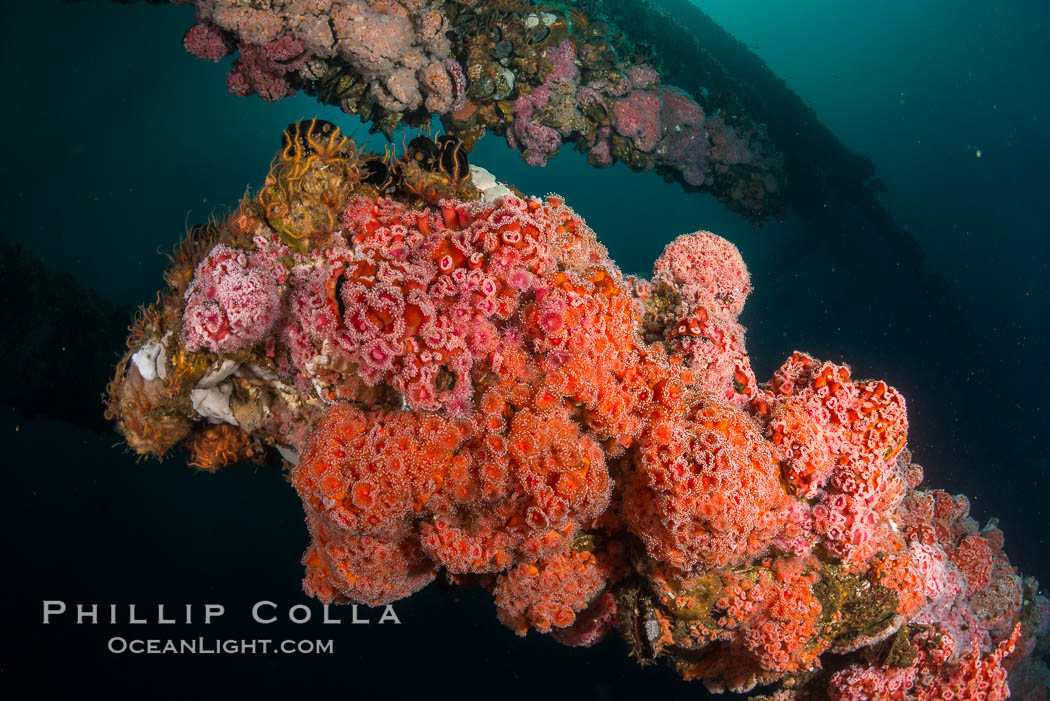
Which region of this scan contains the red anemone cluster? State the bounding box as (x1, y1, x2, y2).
(118, 182, 1047, 698)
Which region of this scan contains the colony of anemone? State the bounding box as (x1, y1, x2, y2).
(106, 120, 1049, 700)
(176, 0, 784, 221)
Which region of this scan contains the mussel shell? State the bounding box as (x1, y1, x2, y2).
(469, 75, 496, 100)
(584, 100, 609, 123)
(281, 119, 339, 154)
(528, 27, 551, 45)
(408, 136, 441, 169)
(437, 135, 469, 178)
(493, 40, 514, 59)
(361, 158, 393, 186)
(434, 366, 457, 393)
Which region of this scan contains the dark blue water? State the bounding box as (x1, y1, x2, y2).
(2, 1, 1047, 698)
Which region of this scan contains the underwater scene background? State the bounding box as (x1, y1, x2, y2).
(2, 0, 1048, 698)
